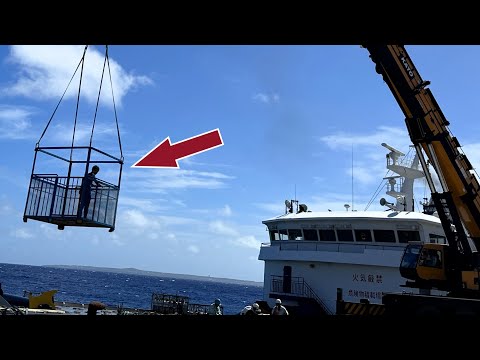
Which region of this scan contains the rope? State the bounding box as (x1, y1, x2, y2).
(105, 45, 124, 161)
(37, 45, 88, 147)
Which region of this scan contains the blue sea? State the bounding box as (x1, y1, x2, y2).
(0, 263, 264, 315)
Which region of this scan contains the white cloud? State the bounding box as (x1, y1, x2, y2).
(110, 232, 126, 246)
(232, 235, 261, 249)
(45, 122, 117, 144)
(147, 232, 159, 240)
(208, 220, 238, 237)
(0, 105, 37, 140)
(317, 126, 408, 151)
(10, 228, 34, 239)
(122, 169, 235, 193)
(157, 215, 201, 226)
(219, 204, 232, 216)
(40, 222, 63, 240)
(122, 209, 152, 228)
(252, 92, 280, 104)
(0, 202, 14, 215)
(187, 245, 200, 254)
(348, 165, 378, 186)
(314, 126, 417, 189)
(107, 209, 201, 245)
(254, 202, 284, 214)
(324, 125, 480, 195)
(118, 196, 166, 213)
(316, 127, 480, 200)
(112, 238, 125, 246)
(3, 45, 153, 107)
(308, 194, 365, 212)
(253, 93, 269, 103)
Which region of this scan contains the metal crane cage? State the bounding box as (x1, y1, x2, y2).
(23, 145, 123, 232)
(22, 45, 124, 232)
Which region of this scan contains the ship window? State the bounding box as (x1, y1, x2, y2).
(336, 229, 353, 242)
(288, 229, 303, 240)
(373, 230, 396, 243)
(419, 248, 443, 268)
(398, 230, 421, 243)
(355, 229, 372, 242)
(270, 230, 280, 241)
(303, 229, 319, 241)
(319, 229, 336, 242)
(400, 244, 421, 269)
(279, 229, 289, 241)
(429, 234, 446, 244)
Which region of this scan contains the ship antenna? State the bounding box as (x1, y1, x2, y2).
(352, 143, 354, 211)
(295, 184, 297, 213)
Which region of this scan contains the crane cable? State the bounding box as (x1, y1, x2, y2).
(107, 46, 123, 161)
(89, 45, 123, 161)
(69, 46, 88, 162)
(36, 45, 88, 148)
(36, 45, 123, 162)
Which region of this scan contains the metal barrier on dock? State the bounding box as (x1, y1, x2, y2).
(151, 293, 210, 315)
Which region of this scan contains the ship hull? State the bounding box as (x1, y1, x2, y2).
(260, 245, 406, 314)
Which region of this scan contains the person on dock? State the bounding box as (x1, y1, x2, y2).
(240, 302, 262, 315)
(271, 299, 289, 315)
(208, 298, 223, 315)
(87, 301, 106, 316)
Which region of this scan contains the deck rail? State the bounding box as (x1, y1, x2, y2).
(271, 275, 332, 315)
(260, 242, 405, 253)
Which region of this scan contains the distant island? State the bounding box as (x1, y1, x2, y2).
(43, 264, 263, 287)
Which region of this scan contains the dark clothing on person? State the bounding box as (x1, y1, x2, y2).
(87, 301, 106, 316)
(245, 308, 260, 315)
(78, 170, 99, 219)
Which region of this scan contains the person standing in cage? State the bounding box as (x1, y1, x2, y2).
(77, 165, 100, 220)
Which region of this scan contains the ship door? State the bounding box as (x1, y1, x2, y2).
(283, 266, 292, 293)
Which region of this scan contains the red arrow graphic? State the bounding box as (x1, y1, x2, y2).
(132, 128, 224, 168)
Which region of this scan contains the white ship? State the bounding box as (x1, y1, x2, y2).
(258, 143, 446, 315)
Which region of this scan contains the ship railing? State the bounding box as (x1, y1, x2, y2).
(261, 241, 404, 252)
(271, 276, 332, 315)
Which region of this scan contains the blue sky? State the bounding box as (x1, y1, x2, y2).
(1, 45, 480, 282)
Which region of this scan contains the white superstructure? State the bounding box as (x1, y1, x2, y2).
(258, 144, 446, 315)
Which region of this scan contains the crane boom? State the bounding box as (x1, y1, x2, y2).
(337, 46, 480, 314)
(366, 45, 480, 263)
